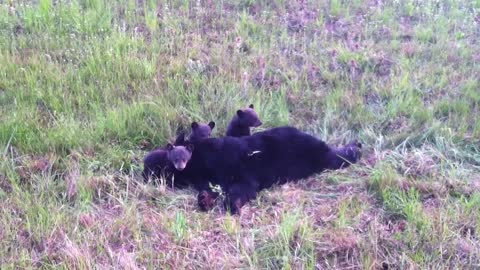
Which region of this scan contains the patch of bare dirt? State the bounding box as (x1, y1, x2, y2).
(0, 174, 12, 193)
(325, 18, 351, 40)
(107, 224, 136, 252)
(383, 116, 409, 133)
(468, 178, 480, 193)
(133, 23, 151, 42)
(78, 213, 95, 228)
(372, 54, 394, 77)
(85, 176, 115, 202)
(306, 64, 329, 88)
(473, 52, 480, 63)
(316, 228, 361, 268)
(15, 153, 56, 185)
(251, 56, 284, 91)
(403, 152, 438, 178)
(401, 42, 417, 58)
(285, 1, 318, 34)
(187, 228, 243, 268)
(373, 26, 392, 42)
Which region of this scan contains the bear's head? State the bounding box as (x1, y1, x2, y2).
(332, 140, 362, 169)
(189, 121, 215, 141)
(166, 143, 194, 171)
(343, 140, 362, 162)
(236, 104, 262, 128)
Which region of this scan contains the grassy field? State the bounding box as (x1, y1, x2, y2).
(1, 0, 479, 268)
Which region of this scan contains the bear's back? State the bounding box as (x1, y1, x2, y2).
(184, 136, 251, 182)
(243, 126, 332, 186)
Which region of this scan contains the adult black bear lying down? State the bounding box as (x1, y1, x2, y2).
(169, 126, 362, 214)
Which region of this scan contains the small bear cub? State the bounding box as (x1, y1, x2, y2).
(165, 143, 194, 171)
(143, 120, 213, 182)
(189, 121, 215, 142)
(226, 104, 262, 137)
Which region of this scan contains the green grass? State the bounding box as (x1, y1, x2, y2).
(1, 0, 480, 268)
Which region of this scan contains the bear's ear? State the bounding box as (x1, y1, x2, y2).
(186, 144, 194, 153)
(191, 122, 199, 130)
(166, 143, 174, 151)
(208, 121, 215, 129)
(237, 109, 244, 117)
(249, 104, 254, 109)
(174, 133, 185, 145)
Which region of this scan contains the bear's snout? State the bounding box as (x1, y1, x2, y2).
(174, 161, 187, 171)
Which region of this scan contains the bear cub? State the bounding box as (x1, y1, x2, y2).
(189, 121, 215, 142)
(142, 143, 194, 186)
(226, 104, 262, 137)
(142, 120, 213, 183)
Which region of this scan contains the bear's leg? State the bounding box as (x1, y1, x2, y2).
(197, 190, 220, 211)
(224, 178, 258, 215)
(190, 178, 220, 211)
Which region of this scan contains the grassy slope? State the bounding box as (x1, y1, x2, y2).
(1, 0, 479, 269)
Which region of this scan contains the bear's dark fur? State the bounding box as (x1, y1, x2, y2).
(226, 104, 262, 137)
(142, 149, 170, 182)
(173, 126, 362, 214)
(142, 120, 213, 183)
(142, 133, 193, 185)
(189, 121, 215, 142)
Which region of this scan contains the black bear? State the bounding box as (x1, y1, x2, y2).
(142, 121, 213, 183)
(142, 143, 195, 187)
(171, 126, 362, 214)
(226, 104, 262, 137)
(189, 121, 215, 142)
(142, 133, 187, 183)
